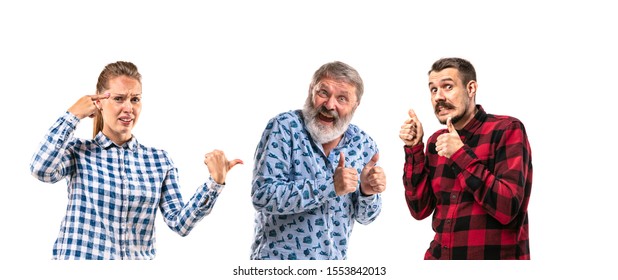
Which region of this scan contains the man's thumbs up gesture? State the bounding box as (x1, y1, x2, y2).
(360, 153, 386, 196)
(400, 108, 424, 147)
(334, 151, 359, 196)
(435, 117, 464, 158)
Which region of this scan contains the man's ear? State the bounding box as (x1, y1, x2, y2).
(467, 80, 477, 98)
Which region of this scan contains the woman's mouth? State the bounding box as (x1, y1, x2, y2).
(119, 117, 133, 125)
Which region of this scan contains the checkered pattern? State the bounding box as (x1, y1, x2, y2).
(30, 112, 224, 259)
(403, 105, 532, 260)
(251, 110, 382, 260)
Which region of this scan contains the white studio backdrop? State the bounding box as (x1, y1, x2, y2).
(1, 1, 615, 279)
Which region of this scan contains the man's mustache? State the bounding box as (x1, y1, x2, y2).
(435, 101, 455, 113)
(318, 106, 339, 119)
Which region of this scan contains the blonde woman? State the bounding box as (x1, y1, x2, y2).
(30, 61, 242, 260)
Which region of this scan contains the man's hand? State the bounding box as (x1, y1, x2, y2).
(334, 152, 358, 196)
(400, 108, 424, 146)
(360, 153, 386, 195)
(435, 117, 464, 158)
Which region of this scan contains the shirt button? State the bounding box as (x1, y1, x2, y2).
(445, 219, 451, 224)
(451, 194, 457, 199)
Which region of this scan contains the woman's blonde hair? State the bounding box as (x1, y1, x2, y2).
(92, 61, 142, 138)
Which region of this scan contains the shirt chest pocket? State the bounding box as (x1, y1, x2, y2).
(128, 170, 162, 206)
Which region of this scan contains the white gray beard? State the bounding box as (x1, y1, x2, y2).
(302, 102, 352, 144)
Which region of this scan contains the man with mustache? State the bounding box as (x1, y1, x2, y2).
(399, 57, 533, 260)
(251, 61, 386, 260)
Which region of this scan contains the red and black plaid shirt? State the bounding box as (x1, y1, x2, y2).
(403, 105, 532, 260)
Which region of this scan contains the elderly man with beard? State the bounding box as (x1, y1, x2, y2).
(399, 57, 533, 260)
(250, 61, 386, 260)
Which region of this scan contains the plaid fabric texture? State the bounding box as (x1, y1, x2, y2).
(403, 105, 532, 260)
(30, 112, 223, 259)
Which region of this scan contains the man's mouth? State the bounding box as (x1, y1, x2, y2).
(436, 106, 450, 114)
(318, 112, 335, 123)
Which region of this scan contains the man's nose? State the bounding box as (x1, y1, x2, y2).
(434, 89, 446, 101)
(324, 95, 337, 110)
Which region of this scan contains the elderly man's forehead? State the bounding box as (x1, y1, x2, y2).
(316, 78, 355, 89)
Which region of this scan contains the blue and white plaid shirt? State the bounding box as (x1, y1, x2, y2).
(30, 112, 224, 260)
(251, 110, 382, 260)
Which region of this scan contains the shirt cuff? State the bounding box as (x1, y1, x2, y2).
(358, 192, 379, 205)
(206, 176, 225, 193)
(404, 144, 425, 163)
(63, 111, 81, 128)
(451, 145, 475, 171)
(196, 177, 225, 210)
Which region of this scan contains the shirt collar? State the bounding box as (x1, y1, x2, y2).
(94, 132, 139, 150)
(339, 126, 355, 147)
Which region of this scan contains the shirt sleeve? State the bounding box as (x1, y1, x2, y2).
(29, 111, 80, 183)
(402, 143, 437, 220)
(351, 137, 382, 225)
(158, 153, 225, 237)
(450, 120, 532, 225)
(251, 117, 337, 215)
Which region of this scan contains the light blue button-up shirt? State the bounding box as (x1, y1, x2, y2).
(30, 112, 223, 259)
(251, 110, 382, 260)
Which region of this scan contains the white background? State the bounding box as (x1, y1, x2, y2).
(1, 0, 615, 279)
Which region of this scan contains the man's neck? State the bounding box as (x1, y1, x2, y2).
(322, 136, 343, 157)
(455, 106, 478, 130)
